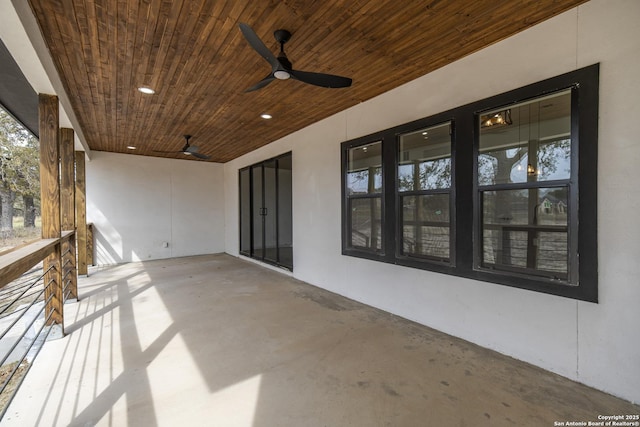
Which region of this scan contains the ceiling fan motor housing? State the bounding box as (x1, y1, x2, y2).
(274, 29, 291, 44)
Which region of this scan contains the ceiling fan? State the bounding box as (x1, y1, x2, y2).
(153, 135, 210, 160)
(238, 22, 353, 92)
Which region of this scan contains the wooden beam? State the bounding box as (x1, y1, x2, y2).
(87, 223, 94, 266)
(0, 238, 58, 289)
(40, 95, 61, 240)
(60, 128, 75, 229)
(0, 232, 74, 289)
(60, 128, 78, 300)
(39, 94, 63, 328)
(75, 151, 88, 275)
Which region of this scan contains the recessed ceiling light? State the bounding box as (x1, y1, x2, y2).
(137, 86, 155, 94)
(127, 146, 136, 150)
(260, 113, 272, 119)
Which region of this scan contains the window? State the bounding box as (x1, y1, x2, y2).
(398, 122, 452, 262)
(477, 91, 572, 281)
(341, 64, 598, 302)
(345, 141, 383, 252)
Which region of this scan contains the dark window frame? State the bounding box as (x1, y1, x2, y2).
(344, 140, 384, 253)
(342, 134, 388, 262)
(340, 64, 599, 302)
(396, 121, 455, 266)
(475, 89, 575, 283)
(239, 151, 294, 271)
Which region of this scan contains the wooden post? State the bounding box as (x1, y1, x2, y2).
(75, 151, 88, 275)
(87, 223, 94, 266)
(39, 94, 64, 337)
(60, 128, 77, 300)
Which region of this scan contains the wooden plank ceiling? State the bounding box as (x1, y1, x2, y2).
(27, 0, 586, 163)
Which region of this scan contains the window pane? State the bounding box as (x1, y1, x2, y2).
(481, 187, 568, 276)
(399, 122, 451, 191)
(239, 168, 251, 254)
(277, 154, 293, 269)
(536, 138, 571, 181)
(478, 90, 571, 186)
(347, 141, 382, 194)
(263, 160, 278, 263)
(252, 165, 263, 259)
(350, 197, 382, 251)
(401, 194, 449, 260)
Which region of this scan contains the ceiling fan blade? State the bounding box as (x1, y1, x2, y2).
(239, 23, 279, 69)
(153, 135, 209, 159)
(245, 74, 276, 92)
(289, 69, 352, 88)
(190, 152, 211, 160)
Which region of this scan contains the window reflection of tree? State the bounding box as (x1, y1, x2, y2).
(479, 93, 571, 277)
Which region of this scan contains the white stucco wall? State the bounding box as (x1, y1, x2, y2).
(87, 151, 225, 264)
(224, 0, 640, 403)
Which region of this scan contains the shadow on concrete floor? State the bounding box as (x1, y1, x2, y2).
(4, 254, 639, 426)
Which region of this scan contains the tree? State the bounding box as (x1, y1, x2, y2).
(479, 139, 570, 267)
(23, 194, 38, 227)
(0, 107, 40, 234)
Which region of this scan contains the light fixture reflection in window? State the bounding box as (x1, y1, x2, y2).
(481, 109, 512, 128)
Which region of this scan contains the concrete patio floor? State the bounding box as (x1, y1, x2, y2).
(3, 254, 638, 426)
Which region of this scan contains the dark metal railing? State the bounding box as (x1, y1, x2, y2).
(0, 231, 77, 419)
(0, 265, 56, 418)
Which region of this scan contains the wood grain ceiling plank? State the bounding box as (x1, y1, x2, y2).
(163, 1, 218, 93)
(25, 0, 588, 163)
(195, 0, 356, 160)
(115, 0, 139, 151)
(138, 1, 206, 145)
(144, 1, 247, 157)
(71, 1, 106, 148)
(54, 1, 105, 149)
(48, 1, 100, 151)
(247, 1, 361, 83)
(127, 0, 172, 153)
(149, 1, 207, 153)
(326, 0, 526, 96)
(148, 1, 268, 157)
(132, 0, 190, 153)
(319, 1, 536, 106)
(125, 0, 166, 153)
(133, 0, 176, 143)
(26, 2, 80, 142)
(292, 2, 402, 85)
(96, 0, 119, 152)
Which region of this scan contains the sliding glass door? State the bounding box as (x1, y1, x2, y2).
(239, 152, 293, 270)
